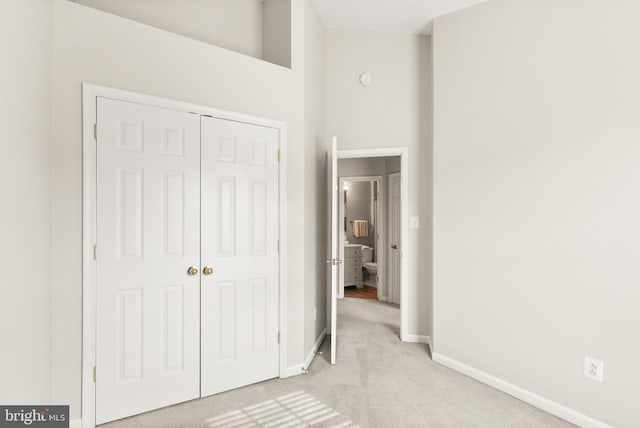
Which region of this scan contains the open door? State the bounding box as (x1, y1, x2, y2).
(326, 137, 339, 364)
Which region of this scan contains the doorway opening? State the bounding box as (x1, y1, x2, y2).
(338, 176, 383, 300)
(337, 157, 401, 308)
(326, 144, 409, 365)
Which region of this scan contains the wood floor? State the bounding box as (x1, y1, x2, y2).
(344, 284, 378, 299)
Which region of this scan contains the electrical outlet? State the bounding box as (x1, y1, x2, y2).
(584, 357, 604, 382)
(410, 216, 420, 229)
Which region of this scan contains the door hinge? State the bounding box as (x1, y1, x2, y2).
(93, 244, 97, 261)
(93, 123, 97, 140)
(278, 332, 280, 344)
(93, 366, 96, 383)
(277, 149, 280, 162)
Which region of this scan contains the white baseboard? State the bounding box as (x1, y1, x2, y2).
(284, 328, 328, 378)
(285, 364, 304, 377)
(69, 417, 82, 428)
(377, 296, 391, 303)
(432, 353, 613, 428)
(403, 334, 432, 354)
(304, 327, 327, 371)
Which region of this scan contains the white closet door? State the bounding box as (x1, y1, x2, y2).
(96, 98, 201, 424)
(200, 117, 279, 397)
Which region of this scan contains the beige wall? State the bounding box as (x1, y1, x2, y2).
(263, 0, 292, 68)
(50, 0, 307, 419)
(433, 1, 640, 426)
(327, 30, 433, 339)
(385, 157, 401, 176)
(338, 158, 386, 178)
(73, 0, 264, 60)
(303, 0, 327, 356)
(0, 0, 53, 404)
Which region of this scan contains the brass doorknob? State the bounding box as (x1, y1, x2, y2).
(203, 266, 213, 276)
(187, 266, 198, 276)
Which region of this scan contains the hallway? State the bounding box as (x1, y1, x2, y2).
(102, 298, 573, 428)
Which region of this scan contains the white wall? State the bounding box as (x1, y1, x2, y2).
(50, 0, 306, 419)
(0, 0, 52, 404)
(327, 30, 432, 338)
(303, 0, 327, 357)
(433, 1, 640, 426)
(263, 0, 292, 68)
(73, 0, 264, 60)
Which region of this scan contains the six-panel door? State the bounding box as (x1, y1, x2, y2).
(95, 98, 201, 424)
(200, 116, 280, 397)
(96, 100, 281, 424)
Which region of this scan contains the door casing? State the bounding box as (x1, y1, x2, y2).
(81, 83, 288, 428)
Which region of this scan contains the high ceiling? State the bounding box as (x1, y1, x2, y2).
(312, 0, 489, 35)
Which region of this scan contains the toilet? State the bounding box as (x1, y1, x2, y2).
(360, 246, 378, 283)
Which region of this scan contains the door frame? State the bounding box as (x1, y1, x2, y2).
(337, 175, 384, 299)
(388, 172, 401, 305)
(81, 83, 289, 428)
(331, 148, 409, 341)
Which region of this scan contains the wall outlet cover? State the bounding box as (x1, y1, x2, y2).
(584, 356, 604, 382)
(410, 216, 419, 229)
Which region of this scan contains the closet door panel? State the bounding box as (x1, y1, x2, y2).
(200, 117, 279, 397)
(96, 98, 200, 424)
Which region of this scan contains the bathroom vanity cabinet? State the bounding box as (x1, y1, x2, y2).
(343, 244, 363, 288)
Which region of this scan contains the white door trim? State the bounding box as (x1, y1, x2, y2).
(338, 176, 384, 299)
(81, 83, 288, 428)
(334, 148, 409, 341)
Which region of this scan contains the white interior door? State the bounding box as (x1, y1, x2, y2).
(96, 98, 201, 424)
(389, 173, 401, 305)
(326, 137, 339, 364)
(200, 116, 280, 396)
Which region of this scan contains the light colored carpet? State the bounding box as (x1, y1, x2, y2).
(101, 298, 575, 428)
